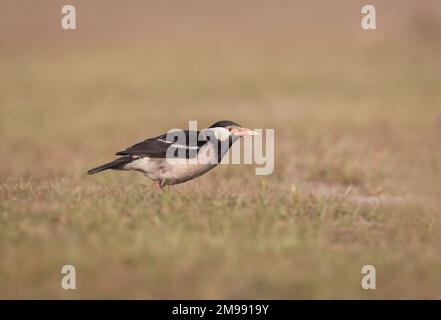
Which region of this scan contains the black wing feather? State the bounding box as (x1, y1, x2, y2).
(116, 130, 207, 158)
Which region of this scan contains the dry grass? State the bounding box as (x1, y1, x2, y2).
(1, 0, 441, 299)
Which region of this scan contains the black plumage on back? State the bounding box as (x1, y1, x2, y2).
(115, 130, 207, 158)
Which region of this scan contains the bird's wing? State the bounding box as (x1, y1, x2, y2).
(115, 130, 207, 158)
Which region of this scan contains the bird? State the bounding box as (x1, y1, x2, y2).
(87, 120, 259, 190)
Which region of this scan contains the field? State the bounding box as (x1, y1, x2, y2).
(1, 0, 441, 299)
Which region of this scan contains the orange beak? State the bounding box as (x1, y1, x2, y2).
(230, 127, 260, 136)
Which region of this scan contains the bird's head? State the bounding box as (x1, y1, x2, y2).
(208, 120, 260, 141)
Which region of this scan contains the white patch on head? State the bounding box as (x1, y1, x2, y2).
(211, 127, 231, 141)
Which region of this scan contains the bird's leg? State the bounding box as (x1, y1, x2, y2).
(154, 180, 163, 191)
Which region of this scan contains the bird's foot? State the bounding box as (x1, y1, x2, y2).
(154, 181, 163, 191)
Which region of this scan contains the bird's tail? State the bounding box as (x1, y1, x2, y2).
(87, 157, 131, 175)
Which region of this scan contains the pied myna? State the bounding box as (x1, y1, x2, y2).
(87, 120, 258, 190)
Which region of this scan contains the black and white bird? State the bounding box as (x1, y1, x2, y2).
(87, 120, 258, 190)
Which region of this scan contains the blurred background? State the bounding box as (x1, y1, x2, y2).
(1, 0, 441, 299)
(1, 0, 440, 191)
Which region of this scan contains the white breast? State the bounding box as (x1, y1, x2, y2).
(123, 143, 219, 185)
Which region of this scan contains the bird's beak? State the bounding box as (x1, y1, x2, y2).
(231, 127, 261, 136)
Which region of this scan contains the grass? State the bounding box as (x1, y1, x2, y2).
(1, 1, 441, 299)
(1, 178, 440, 299)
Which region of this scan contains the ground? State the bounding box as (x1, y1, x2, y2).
(1, 0, 441, 299)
